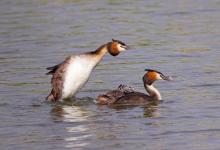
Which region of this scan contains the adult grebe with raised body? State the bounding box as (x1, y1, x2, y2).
(46, 39, 129, 102)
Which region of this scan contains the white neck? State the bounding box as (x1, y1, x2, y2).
(144, 84, 162, 100)
(91, 45, 108, 65)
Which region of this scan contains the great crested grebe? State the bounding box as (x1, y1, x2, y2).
(46, 39, 129, 102)
(97, 69, 172, 105)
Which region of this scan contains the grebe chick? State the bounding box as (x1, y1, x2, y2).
(97, 69, 172, 105)
(46, 39, 129, 102)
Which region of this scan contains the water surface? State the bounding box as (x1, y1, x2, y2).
(0, 0, 220, 150)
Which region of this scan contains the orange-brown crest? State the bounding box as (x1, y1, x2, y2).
(146, 71, 159, 81)
(107, 42, 120, 56)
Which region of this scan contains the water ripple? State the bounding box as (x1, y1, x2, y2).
(152, 128, 220, 137)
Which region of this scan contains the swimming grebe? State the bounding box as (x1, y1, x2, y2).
(97, 69, 172, 105)
(46, 39, 129, 102)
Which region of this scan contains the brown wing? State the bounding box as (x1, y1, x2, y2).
(46, 56, 72, 101)
(113, 92, 151, 105)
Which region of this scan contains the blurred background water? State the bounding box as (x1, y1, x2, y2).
(0, 0, 220, 149)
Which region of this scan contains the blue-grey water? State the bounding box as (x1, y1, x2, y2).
(0, 0, 220, 150)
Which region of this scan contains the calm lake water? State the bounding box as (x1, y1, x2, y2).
(0, 0, 220, 150)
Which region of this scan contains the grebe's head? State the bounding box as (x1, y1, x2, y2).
(107, 39, 129, 56)
(143, 69, 172, 85)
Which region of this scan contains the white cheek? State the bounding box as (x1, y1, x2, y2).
(117, 45, 125, 52)
(157, 74, 162, 80)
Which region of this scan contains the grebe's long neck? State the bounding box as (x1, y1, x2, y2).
(89, 44, 108, 63)
(144, 83, 162, 100)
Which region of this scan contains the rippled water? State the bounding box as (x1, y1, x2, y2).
(0, 0, 220, 149)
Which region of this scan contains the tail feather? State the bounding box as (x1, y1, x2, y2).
(46, 64, 59, 70)
(46, 64, 60, 75)
(46, 70, 53, 75)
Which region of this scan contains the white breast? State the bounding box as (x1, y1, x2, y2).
(146, 85, 162, 100)
(62, 55, 97, 99)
